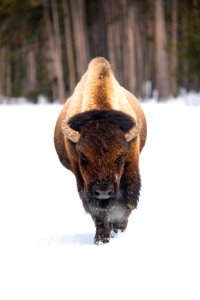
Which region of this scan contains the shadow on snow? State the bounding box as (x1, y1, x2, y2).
(40, 233, 94, 246)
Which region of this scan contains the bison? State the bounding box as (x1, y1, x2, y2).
(54, 57, 147, 244)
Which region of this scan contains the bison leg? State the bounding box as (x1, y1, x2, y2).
(94, 222, 111, 245)
(111, 204, 133, 234)
(112, 220, 128, 234)
(120, 166, 141, 209)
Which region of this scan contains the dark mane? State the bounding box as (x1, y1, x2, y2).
(68, 109, 135, 132)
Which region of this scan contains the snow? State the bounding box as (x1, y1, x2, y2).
(0, 97, 200, 300)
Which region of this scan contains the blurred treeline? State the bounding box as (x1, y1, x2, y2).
(0, 0, 200, 103)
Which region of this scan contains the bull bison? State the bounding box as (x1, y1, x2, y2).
(54, 57, 147, 244)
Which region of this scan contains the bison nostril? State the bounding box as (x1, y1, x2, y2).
(92, 183, 115, 199)
(108, 190, 113, 197)
(93, 189, 100, 197)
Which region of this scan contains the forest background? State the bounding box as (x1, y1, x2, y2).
(0, 0, 199, 103)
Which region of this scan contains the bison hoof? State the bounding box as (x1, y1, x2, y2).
(113, 221, 128, 234)
(94, 236, 110, 245)
(113, 228, 119, 234)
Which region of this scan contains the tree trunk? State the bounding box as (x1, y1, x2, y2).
(144, 7, 154, 98)
(154, 0, 171, 100)
(26, 43, 37, 92)
(51, 0, 65, 102)
(180, 6, 189, 91)
(42, 0, 65, 102)
(170, 0, 178, 97)
(134, 8, 144, 98)
(62, 0, 77, 93)
(192, 0, 199, 91)
(5, 47, 11, 97)
(70, 0, 89, 80)
(105, 0, 123, 83)
(42, 0, 58, 99)
(105, 1, 117, 76)
(85, 0, 108, 59)
(0, 46, 11, 102)
(121, 0, 136, 93)
(0, 47, 6, 103)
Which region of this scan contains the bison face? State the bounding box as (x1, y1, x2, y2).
(62, 110, 141, 208)
(76, 125, 128, 202)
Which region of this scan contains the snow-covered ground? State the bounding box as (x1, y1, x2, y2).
(0, 97, 200, 300)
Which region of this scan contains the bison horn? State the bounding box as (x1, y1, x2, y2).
(125, 120, 142, 142)
(62, 120, 80, 143)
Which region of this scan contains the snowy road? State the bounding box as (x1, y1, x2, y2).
(0, 101, 200, 300)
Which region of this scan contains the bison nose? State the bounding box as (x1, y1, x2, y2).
(92, 183, 114, 199)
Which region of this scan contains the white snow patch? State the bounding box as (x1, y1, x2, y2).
(0, 98, 200, 300)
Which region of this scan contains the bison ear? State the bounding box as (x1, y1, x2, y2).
(125, 120, 142, 142)
(62, 120, 80, 143)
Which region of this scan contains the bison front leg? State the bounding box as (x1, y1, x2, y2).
(110, 204, 133, 234)
(94, 221, 112, 245)
(114, 166, 141, 232)
(121, 165, 141, 209)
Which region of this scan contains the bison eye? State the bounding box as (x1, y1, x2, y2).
(80, 154, 89, 166)
(115, 154, 125, 166)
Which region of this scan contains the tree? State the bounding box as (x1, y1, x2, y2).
(62, 0, 77, 93)
(121, 0, 136, 94)
(25, 41, 37, 93)
(154, 0, 171, 100)
(70, 0, 89, 80)
(0, 0, 200, 102)
(170, 0, 178, 97)
(104, 0, 123, 82)
(42, 0, 65, 102)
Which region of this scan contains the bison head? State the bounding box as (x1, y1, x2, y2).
(62, 110, 141, 209)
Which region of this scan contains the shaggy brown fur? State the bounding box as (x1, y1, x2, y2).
(54, 57, 147, 244)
